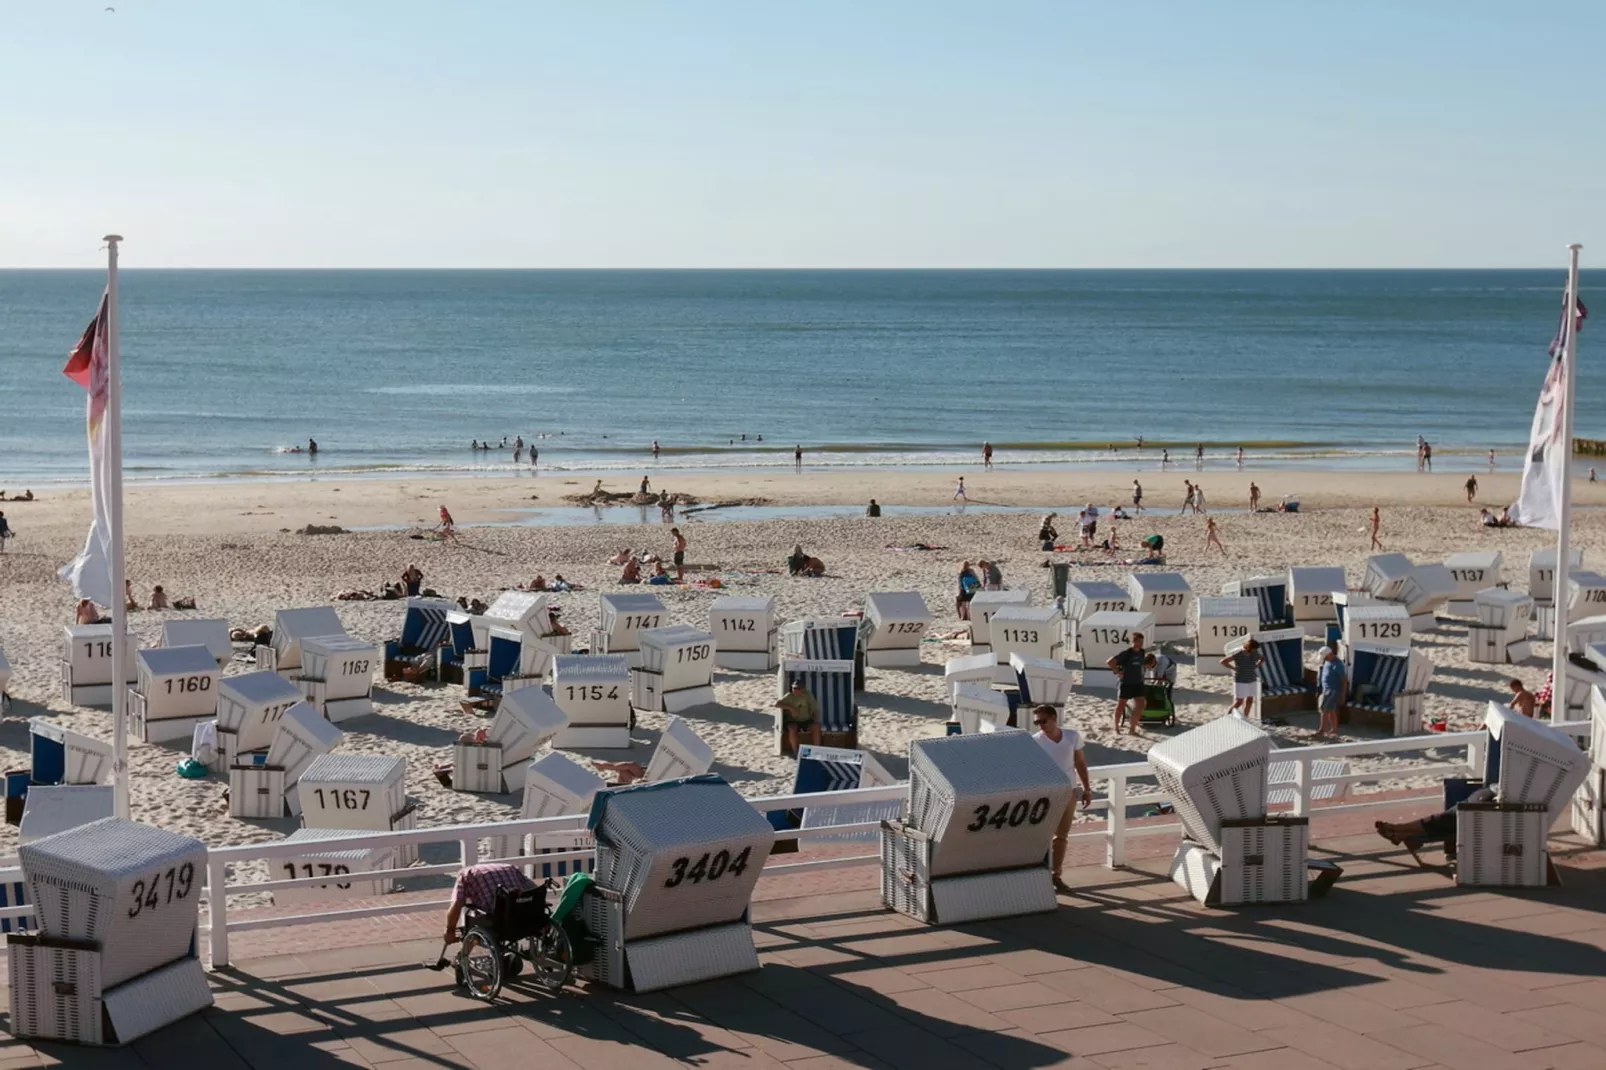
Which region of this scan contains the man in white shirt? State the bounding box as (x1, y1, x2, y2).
(1031, 704, 1092, 893)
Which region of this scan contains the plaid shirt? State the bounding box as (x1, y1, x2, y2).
(452, 863, 534, 911)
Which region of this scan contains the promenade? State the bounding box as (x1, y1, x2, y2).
(3, 798, 1603, 1070)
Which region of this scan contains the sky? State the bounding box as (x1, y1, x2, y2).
(2, 1, 1603, 269)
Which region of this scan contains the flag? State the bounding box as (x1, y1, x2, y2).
(1511, 287, 1586, 530)
(57, 291, 116, 608)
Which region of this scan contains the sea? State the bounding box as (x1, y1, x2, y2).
(0, 269, 1597, 487)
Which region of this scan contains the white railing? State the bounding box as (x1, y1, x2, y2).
(0, 722, 1590, 967)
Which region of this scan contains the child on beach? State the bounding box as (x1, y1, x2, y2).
(1204, 516, 1225, 555)
(1369, 506, 1383, 550)
(1179, 480, 1194, 515)
(953, 477, 967, 502)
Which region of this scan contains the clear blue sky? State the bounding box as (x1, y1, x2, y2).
(3, 1, 1601, 268)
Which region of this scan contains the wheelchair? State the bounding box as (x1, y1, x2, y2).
(453, 880, 574, 1001)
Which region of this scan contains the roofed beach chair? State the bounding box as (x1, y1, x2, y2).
(161, 618, 233, 670)
(436, 611, 486, 686)
(776, 658, 857, 753)
(1342, 642, 1432, 734)
(384, 597, 453, 680)
(1287, 566, 1346, 636)
(467, 627, 545, 701)
(1444, 551, 1503, 617)
(781, 618, 865, 689)
(1231, 627, 1317, 718)
(1222, 576, 1292, 631)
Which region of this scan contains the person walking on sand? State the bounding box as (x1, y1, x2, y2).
(1194, 485, 1207, 515)
(1179, 479, 1195, 515)
(1132, 479, 1144, 515)
(982, 441, 994, 469)
(1421, 441, 1433, 471)
(437, 505, 458, 543)
(670, 527, 687, 582)
(1369, 505, 1383, 550)
(1248, 482, 1261, 512)
(1465, 474, 1478, 503)
(1160, 448, 1169, 469)
(640, 475, 651, 496)
(1223, 638, 1264, 719)
(1205, 515, 1225, 555)
(1106, 631, 1148, 735)
(1592, 468, 1599, 484)
(1031, 705, 1091, 893)
(954, 476, 968, 502)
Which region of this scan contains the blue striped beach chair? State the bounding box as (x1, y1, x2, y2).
(1249, 628, 1318, 717)
(385, 598, 452, 680)
(781, 620, 866, 690)
(436, 612, 485, 686)
(468, 629, 534, 699)
(1342, 643, 1429, 734)
(0, 879, 30, 934)
(1227, 577, 1293, 630)
(776, 658, 858, 752)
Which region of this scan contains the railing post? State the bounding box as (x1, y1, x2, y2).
(1105, 774, 1127, 869)
(1467, 734, 1486, 780)
(1292, 758, 1310, 817)
(207, 854, 230, 969)
(460, 836, 478, 868)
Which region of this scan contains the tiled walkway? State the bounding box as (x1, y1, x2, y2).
(4, 823, 1604, 1069)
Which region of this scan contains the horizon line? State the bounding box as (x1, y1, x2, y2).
(0, 264, 1588, 272)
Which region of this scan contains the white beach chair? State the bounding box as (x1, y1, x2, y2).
(1222, 576, 1292, 630)
(1341, 603, 1410, 652)
(791, 744, 899, 843)
(1011, 652, 1074, 709)
(1061, 582, 1127, 654)
(298, 753, 417, 867)
(944, 651, 1000, 699)
(643, 715, 716, 782)
(1076, 610, 1155, 693)
(1566, 571, 1606, 624)
(1468, 588, 1534, 664)
(708, 595, 777, 671)
(1126, 572, 1192, 642)
(454, 686, 567, 794)
(1235, 627, 1319, 719)
(552, 655, 632, 749)
(968, 589, 1034, 654)
(296, 634, 379, 722)
(1395, 564, 1457, 630)
(1190, 596, 1258, 677)
(28, 718, 112, 786)
(215, 670, 304, 769)
(129, 646, 220, 744)
(860, 591, 932, 668)
(988, 605, 1066, 684)
(474, 591, 569, 657)
(1361, 553, 1415, 601)
(1287, 567, 1346, 637)
(1529, 548, 1584, 605)
(950, 682, 1013, 735)
(1443, 551, 1503, 616)
(592, 593, 667, 668)
(59, 624, 138, 708)
(271, 827, 397, 905)
(632, 625, 717, 713)
(260, 606, 346, 674)
(161, 619, 232, 669)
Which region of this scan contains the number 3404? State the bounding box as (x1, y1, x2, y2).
(664, 846, 753, 887)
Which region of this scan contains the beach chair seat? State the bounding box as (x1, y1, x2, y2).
(384, 598, 452, 680)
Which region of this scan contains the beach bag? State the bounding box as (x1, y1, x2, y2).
(191, 720, 218, 766)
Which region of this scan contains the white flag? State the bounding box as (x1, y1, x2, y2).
(1509, 291, 1586, 530)
(57, 291, 116, 608)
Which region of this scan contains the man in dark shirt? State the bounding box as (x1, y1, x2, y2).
(1106, 631, 1148, 735)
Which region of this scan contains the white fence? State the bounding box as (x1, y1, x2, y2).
(0, 722, 1590, 968)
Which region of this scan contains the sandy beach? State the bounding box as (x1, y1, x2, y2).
(0, 467, 1595, 888)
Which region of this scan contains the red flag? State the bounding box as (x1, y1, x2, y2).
(63, 292, 108, 389)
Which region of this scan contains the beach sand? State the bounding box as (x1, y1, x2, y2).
(0, 467, 1594, 893)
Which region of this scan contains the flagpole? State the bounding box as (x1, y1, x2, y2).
(105, 234, 130, 819)
(1551, 242, 1582, 722)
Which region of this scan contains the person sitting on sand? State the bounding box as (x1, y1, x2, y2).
(1038, 513, 1058, 548)
(402, 564, 423, 597)
(549, 574, 574, 592)
(125, 579, 141, 611)
(798, 555, 825, 577)
(1508, 678, 1537, 718)
(787, 544, 809, 576)
(619, 557, 642, 584)
(149, 585, 170, 611)
(525, 574, 548, 591)
(648, 560, 672, 585)
(1110, 505, 1131, 521)
(467, 598, 487, 615)
(542, 606, 571, 636)
(866, 499, 882, 518)
(1480, 508, 1499, 528)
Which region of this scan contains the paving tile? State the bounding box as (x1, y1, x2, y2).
(957, 982, 1082, 1015)
(1367, 1023, 1541, 1070)
(948, 1028, 1101, 1068)
(916, 964, 1032, 993)
(824, 964, 935, 994)
(983, 948, 1094, 977)
(1510, 1003, 1606, 1048)
(1209, 1047, 1344, 1070)
(1119, 1007, 1281, 1059)
(1087, 1043, 1222, 1070)
(1530, 1042, 1606, 1069)
(746, 975, 909, 1037)
(1258, 1021, 1436, 1070)
(1273, 989, 1426, 1034)
(784, 1056, 896, 1070)
(442, 1027, 581, 1070)
(1158, 986, 1320, 1033)
(1037, 1023, 1172, 1058)
(671, 984, 858, 1062)
(837, 1024, 996, 1070)
(1405, 1001, 1574, 1053)
(1037, 970, 1179, 1015)
(881, 987, 1011, 1037)
(1350, 978, 1461, 1012)
(1001, 1000, 1124, 1034)
(545, 1033, 683, 1069)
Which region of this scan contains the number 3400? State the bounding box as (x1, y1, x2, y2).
(967, 798, 1052, 831)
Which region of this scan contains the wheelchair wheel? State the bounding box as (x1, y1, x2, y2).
(458, 926, 504, 1001)
(527, 921, 574, 994)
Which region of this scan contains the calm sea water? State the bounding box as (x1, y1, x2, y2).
(0, 269, 1596, 485)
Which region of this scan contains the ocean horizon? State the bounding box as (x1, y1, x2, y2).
(1, 268, 1597, 487)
